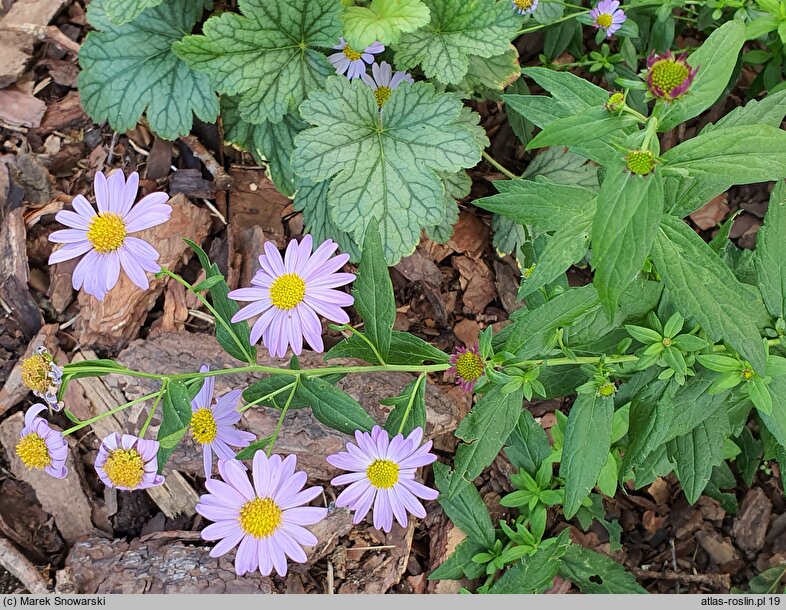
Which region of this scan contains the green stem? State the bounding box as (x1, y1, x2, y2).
(62, 391, 161, 436)
(160, 267, 256, 365)
(167, 362, 450, 381)
(140, 382, 166, 438)
(267, 378, 300, 457)
(238, 381, 298, 413)
(61, 365, 164, 380)
(339, 325, 387, 365)
(517, 10, 589, 35)
(482, 150, 519, 180)
(397, 372, 427, 436)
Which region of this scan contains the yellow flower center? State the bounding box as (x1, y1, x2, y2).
(86, 213, 127, 254)
(596, 13, 613, 28)
(598, 382, 616, 398)
(16, 433, 51, 470)
(269, 273, 306, 310)
(514, 0, 535, 9)
(238, 497, 283, 538)
(366, 459, 399, 489)
(455, 351, 485, 382)
(343, 45, 363, 62)
(374, 86, 393, 107)
(103, 448, 145, 489)
(190, 408, 218, 445)
(650, 59, 690, 97)
(625, 149, 656, 176)
(662, 337, 672, 347)
(742, 368, 754, 380)
(21, 354, 51, 394)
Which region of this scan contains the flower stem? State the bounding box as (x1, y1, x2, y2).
(238, 380, 299, 413)
(266, 378, 299, 457)
(62, 391, 161, 436)
(337, 324, 387, 365)
(481, 150, 519, 180)
(140, 382, 166, 438)
(397, 372, 427, 436)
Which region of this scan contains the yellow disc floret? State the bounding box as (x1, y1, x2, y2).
(239, 497, 283, 538)
(625, 149, 656, 176)
(343, 45, 363, 62)
(269, 273, 306, 310)
(21, 354, 51, 394)
(596, 13, 613, 28)
(598, 382, 616, 398)
(103, 448, 145, 488)
(650, 59, 690, 97)
(742, 368, 754, 380)
(87, 213, 127, 254)
(455, 351, 485, 383)
(366, 459, 399, 489)
(191, 408, 218, 445)
(16, 433, 51, 470)
(514, 0, 536, 9)
(374, 86, 393, 107)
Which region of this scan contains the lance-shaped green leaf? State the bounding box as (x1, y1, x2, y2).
(293, 179, 361, 262)
(558, 545, 646, 594)
(326, 330, 449, 365)
(353, 219, 395, 361)
(658, 20, 746, 131)
(703, 89, 786, 134)
(434, 463, 496, 547)
(221, 97, 307, 197)
(760, 377, 786, 450)
(667, 416, 724, 504)
(448, 385, 524, 497)
(293, 78, 481, 263)
(173, 0, 341, 125)
(297, 377, 376, 435)
(394, 0, 520, 85)
(488, 530, 571, 593)
(157, 381, 192, 471)
(103, 0, 165, 24)
(526, 107, 640, 151)
(755, 179, 786, 319)
(505, 410, 552, 476)
(651, 215, 768, 374)
(560, 392, 615, 518)
(661, 125, 786, 185)
(343, 0, 431, 48)
(78, 0, 219, 141)
(591, 166, 664, 319)
(428, 538, 487, 580)
(522, 67, 609, 110)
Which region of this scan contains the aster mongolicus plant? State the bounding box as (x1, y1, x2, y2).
(95, 433, 165, 491)
(48, 170, 172, 301)
(328, 37, 384, 80)
(196, 455, 326, 577)
(15, 404, 68, 479)
(20, 347, 63, 410)
(448, 344, 486, 393)
(645, 51, 698, 102)
(589, 0, 626, 38)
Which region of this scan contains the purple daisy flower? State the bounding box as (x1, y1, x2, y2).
(196, 455, 326, 577)
(15, 403, 68, 479)
(361, 61, 414, 107)
(326, 426, 438, 533)
(512, 0, 538, 14)
(191, 365, 256, 479)
(590, 0, 626, 37)
(447, 343, 486, 393)
(47, 170, 172, 301)
(646, 51, 698, 102)
(328, 37, 384, 80)
(95, 432, 165, 491)
(20, 346, 63, 411)
(228, 236, 355, 358)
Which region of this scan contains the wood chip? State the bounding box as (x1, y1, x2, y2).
(0, 537, 49, 593)
(0, 86, 46, 128)
(732, 487, 772, 555)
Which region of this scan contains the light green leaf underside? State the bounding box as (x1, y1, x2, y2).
(342, 0, 431, 48)
(394, 0, 521, 85)
(755, 180, 786, 319)
(293, 77, 482, 263)
(78, 0, 219, 141)
(173, 0, 341, 125)
(293, 179, 361, 261)
(103, 0, 165, 24)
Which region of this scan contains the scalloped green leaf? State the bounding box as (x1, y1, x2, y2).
(343, 0, 431, 48)
(293, 77, 482, 263)
(293, 179, 361, 262)
(173, 0, 341, 125)
(394, 0, 521, 85)
(103, 0, 165, 24)
(78, 0, 219, 141)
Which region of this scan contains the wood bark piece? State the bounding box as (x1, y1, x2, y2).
(179, 135, 231, 190)
(0, 323, 60, 417)
(0, 208, 43, 338)
(0, 413, 94, 544)
(70, 350, 200, 519)
(0, 86, 46, 128)
(73, 194, 210, 351)
(0, 537, 49, 593)
(108, 331, 466, 482)
(60, 537, 273, 593)
(337, 522, 415, 593)
(733, 487, 772, 555)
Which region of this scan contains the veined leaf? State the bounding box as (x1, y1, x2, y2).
(488, 530, 571, 593)
(558, 545, 646, 594)
(394, 0, 520, 85)
(755, 180, 786, 319)
(173, 0, 341, 125)
(434, 463, 495, 547)
(293, 179, 361, 262)
(527, 107, 639, 151)
(157, 381, 192, 472)
(78, 0, 218, 141)
(591, 166, 664, 319)
(651, 215, 768, 374)
(293, 78, 481, 263)
(343, 0, 431, 48)
(449, 385, 524, 497)
(760, 377, 786, 450)
(428, 538, 487, 580)
(561, 392, 615, 518)
(522, 67, 609, 110)
(703, 89, 786, 134)
(104, 0, 165, 24)
(505, 410, 552, 476)
(297, 377, 376, 435)
(461, 46, 521, 93)
(668, 416, 724, 504)
(621, 379, 670, 473)
(658, 20, 746, 131)
(325, 330, 450, 365)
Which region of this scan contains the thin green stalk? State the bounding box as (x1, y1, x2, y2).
(160, 267, 255, 365)
(239, 381, 298, 413)
(140, 382, 166, 438)
(482, 150, 519, 180)
(61, 365, 164, 380)
(62, 391, 160, 436)
(397, 372, 427, 436)
(339, 325, 387, 365)
(266, 377, 300, 457)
